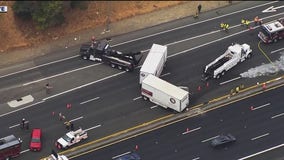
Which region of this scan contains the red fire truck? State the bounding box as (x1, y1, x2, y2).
(0, 135, 22, 160)
(258, 18, 284, 43)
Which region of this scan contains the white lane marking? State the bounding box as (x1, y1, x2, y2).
(219, 76, 241, 85)
(20, 149, 30, 154)
(192, 157, 200, 160)
(201, 136, 219, 143)
(262, 5, 284, 13)
(133, 96, 142, 101)
(112, 151, 131, 159)
(251, 133, 270, 141)
(0, 2, 276, 80)
(80, 97, 100, 105)
(182, 127, 201, 135)
(271, 48, 284, 54)
(150, 105, 158, 109)
(271, 112, 284, 119)
(23, 63, 102, 86)
(238, 143, 284, 160)
(251, 103, 271, 111)
(160, 72, 171, 77)
(42, 71, 126, 101)
(70, 116, 84, 122)
(9, 123, 20, 129)
(84, 124, 102, 132)
(0, 55, 79, 79)
(25, 12, 284, 104)
(111, 1, 278, 47)
(0, 101, 44, 118)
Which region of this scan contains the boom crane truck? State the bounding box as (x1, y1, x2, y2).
(80, 39, 143, 72)
(202, 43, 252, 81)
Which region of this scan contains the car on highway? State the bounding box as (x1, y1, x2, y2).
(210, 134, 236, 148)
(114, 152, 141, 160)
(30, 128, 42, 151)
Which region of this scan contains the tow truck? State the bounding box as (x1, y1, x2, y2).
(202, 43, 252, 81)
(55, 128, 88, 149)
(80, 39, 143, 72)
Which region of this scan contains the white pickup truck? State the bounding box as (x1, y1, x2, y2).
(55, 128, 88, 149)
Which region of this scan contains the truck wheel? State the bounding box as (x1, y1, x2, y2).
(110, 64, 116, 68)
(82, 55, 88, 60)
(221, 71, 225, 76)
(5, 157, 10, 160)
(118, 66, 123, 70)
(274, 38, 278, 43)
(125, 67, 130, 72)
(246, 53, 251, 59)
(216, 74, 221, 79)
(142, 96, 149, 101)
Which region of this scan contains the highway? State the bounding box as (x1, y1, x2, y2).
(0, 1, 283, 160)
(71, 85, 284, 160)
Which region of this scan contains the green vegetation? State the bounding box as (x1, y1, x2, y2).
(12, 1, 88, 30)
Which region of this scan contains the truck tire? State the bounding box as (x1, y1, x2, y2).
(5, 157, 10, 160)
(274, 38, 278, 43)
(246, 53, 252, 59)
(216, 74, 221, 79)
(221, 71, 225, 76)
(118, 65, 123, 70)
(125, 67, 130, 72)
(82, 55, 89, 60)
(142, 96, 149, 101)
(110, 63, 116, 68)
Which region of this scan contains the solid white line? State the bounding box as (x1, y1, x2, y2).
(84, 124, 102, 132)
(23, 63, 102, 86)
(0, 101, 44, 118)
(238, 143, 284, 160)
(251, 133, 269, 141)
(201, 136, 219, 143)
(0, 1, 278, 81)
(112, 151, 131, 159)
(70, 116, 84, 122)
(20, 149, 30, 154)
(219, 76, 241, 85)
(150, 105, 158, 109)
(271, 48, 284, 54)
(182, 127, 201, 135)
(0, 55, 79, 79)
(133, 96, 142, 101)
(111, 1, 277, 47)
(160, 72, 171, 77)
(271, 112, 284, 119)
(42, 71, 126, 101)
(9, 123, 20, 129)
(80, 97, 100, 105)
(192, 157, 200, 160)
(252, 103, 271, 111)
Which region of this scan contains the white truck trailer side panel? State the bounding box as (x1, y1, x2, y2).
(139, 44, 167, 84)
(141, 74, 189, 112)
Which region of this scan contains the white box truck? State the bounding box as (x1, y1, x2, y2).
(141, 74, 189, 112)
(139, 44, 167, 84)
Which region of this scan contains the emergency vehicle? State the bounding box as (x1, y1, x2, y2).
(55, 128, 88, 149)
(202, 43, 252, 80)
(258, 18, 284, 43)
(0, 135, 22, 160)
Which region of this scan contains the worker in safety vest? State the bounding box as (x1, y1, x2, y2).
(241, 18, 246, 26)
(244, 20, 250, 28)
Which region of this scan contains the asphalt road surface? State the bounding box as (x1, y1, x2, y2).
(71, 84, 284, 160)
(0, 1, 283, 160)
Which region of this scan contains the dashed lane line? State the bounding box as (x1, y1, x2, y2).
(80, 97, 100, 105)
(251, 133, 270, 141)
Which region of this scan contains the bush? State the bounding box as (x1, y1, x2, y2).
(12, 1, 35, 20)
(70, 1, 88, 10)
(32, 1, 65, 30)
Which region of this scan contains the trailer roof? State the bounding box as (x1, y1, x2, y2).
(262, 20, 284, 33)
(143, 74, 188, 100)
(140, 44, 167, 74)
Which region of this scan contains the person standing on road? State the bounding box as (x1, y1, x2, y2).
(45, 83, 53, 94)
(197, 4, 202, 13)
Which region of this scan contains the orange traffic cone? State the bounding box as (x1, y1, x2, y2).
(206, 82, 209, 87)
(198, 86, 201, 91)
(250, 106, 254, 111)
(67, 103, 72, 109)
(186, 128, 190, 132)
(135, 145, 139, 150)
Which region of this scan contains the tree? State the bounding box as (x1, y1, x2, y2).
(32, 1, 65, 30)
(12, 1, 35, 20)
